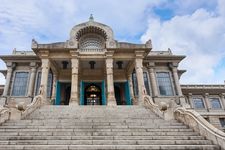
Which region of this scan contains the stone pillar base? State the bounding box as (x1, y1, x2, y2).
(107, 98, 117, 106)
(41, 99, 51, 105)
(69, 100, 79, 106)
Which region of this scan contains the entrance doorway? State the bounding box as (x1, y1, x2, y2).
(84, 84, 101, 105)
(80, 81, 106, 105)
(55, 82, 71, 105)
(114, 81, 132, 105)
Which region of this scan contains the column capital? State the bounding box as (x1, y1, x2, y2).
(135, 51, 145, 59)
(204, 93, 210, 97)
(220, 93, 225, 97)
(105, 51, 114, 58)
(6, 62, 16, 69)
(30, 62, 37, 67)
(169, 62, 179, 69)
(188, 93, 193, 96)
(147, 62, 155, 68)
(39, 50, 49, 58)
(70, 50, 79, 58)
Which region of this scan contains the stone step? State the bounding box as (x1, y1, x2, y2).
(0, 131, 200, 136)
(0, 106, 219, 149)
(0, 139, 213, 145)
(0, 135, 205, 140)
(0, 128, 193, 132)
(0, 145, 220, 150)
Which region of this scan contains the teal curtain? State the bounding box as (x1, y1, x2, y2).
(102, 80, 106, 105)
(55, 81, 61, 105)
(125, 81, 131, 105)
(80, 81, 84, 105)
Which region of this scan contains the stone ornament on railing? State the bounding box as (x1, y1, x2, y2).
(144, 95, 166, 119)
(0, 95, 43, 123)
(174, 107, 225, 149)
(0, 105, 10, 124)
(21, 95, 43, 119)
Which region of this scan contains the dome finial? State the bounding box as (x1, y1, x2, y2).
(89, 14, 94, 21)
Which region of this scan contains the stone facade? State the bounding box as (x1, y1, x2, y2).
(0, 17, 225, 131)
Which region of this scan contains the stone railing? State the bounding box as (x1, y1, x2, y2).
(174, 107, 225, 149)
(0, 95, 43, 123)
(21, 95, 43, 119)
(144, 95, 164, 118)
(0, 106, 10, 124)
(144, 95, 225, 149)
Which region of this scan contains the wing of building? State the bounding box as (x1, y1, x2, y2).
(0, 16, 225, 131)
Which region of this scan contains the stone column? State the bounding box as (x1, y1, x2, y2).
(106, 58, 116, 106)
(51, 74, 57, 101)
(171, 64, 183, 96)
(188, 93, 193, 108)
(220, 93, 225, 110)
(128, 74, 134, 99)
(27, 62, 37, 97)
(70, 58, 79, 105)
(204, 93, 210, 111)
(135, 58, 146, 105)
(147, 63, 159, 97)
(2, 62, 15, 97)
(40, 59, 50, 100)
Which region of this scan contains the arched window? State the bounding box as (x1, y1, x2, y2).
(79, 34, 104, 50)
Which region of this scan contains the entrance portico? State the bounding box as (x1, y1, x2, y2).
(31, 16, 151, 106)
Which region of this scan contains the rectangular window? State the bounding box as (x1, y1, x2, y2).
(156, 72, 173, 96)
(219, 118, 225, 127)
(210, 98, 222, 109)
(12, 72, 29, 96)
(193, 98, 205, 109)
(143, 72, 151, 95)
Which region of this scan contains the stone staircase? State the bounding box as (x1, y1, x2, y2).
(0, 106, 220, 150)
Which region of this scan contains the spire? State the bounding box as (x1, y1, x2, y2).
(89, 14, 94, 21)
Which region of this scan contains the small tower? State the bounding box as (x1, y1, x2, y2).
(89, 14, 94, 21)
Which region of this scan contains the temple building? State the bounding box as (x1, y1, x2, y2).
(0, 16, 225, 131)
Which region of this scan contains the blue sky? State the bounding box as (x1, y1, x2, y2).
(0, 0, 225, 84)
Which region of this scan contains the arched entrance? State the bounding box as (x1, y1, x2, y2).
(84, 84, 102, 105)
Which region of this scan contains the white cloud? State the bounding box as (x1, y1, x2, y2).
(1, 0, 225, 85)
(0, 0, 164, 84)
(141, 1, 225, 84)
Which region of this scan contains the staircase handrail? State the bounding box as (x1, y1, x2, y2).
(144, 95, 164, 118)
(21, 95, 43, 119)
(174, 107, 225, 149)
(0, 106, 10, 124)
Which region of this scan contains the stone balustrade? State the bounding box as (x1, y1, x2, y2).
(0, 95, 43, 122)
(144, 95, 225, 149)
(174, 107, 225, 149)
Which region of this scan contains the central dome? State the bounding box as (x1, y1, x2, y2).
(68, 15, 116, 49)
